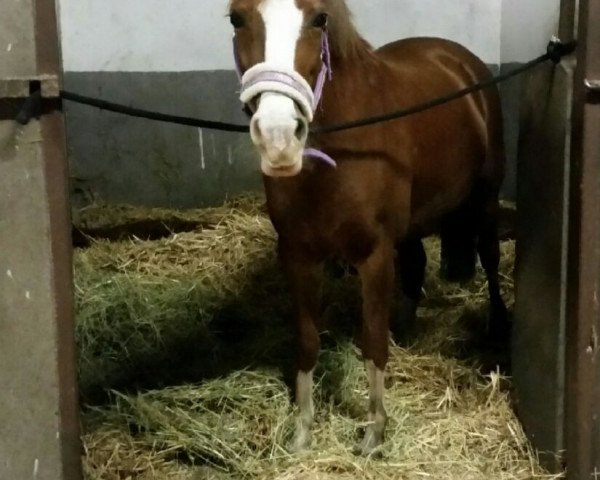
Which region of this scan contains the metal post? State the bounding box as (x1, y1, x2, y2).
(513, 6, 577, 472)
(565, 0, 600, 478)
(559, 0, 577, 42)
(0, 0, 82, 478)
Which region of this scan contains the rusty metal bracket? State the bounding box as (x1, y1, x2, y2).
(0, 75, 60, 99)
(584, 78, 600, 103)
(0, 77, 62, 123)
(585, 79, 600, 90)
(14, 90, 41, 125)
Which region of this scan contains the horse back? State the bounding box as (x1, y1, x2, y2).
(375, 36, 504, 170)
(374, 37, 505, 234)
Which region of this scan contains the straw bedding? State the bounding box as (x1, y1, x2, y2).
(75, 195, 561, 479)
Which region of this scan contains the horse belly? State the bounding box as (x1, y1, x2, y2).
(406, 130, 485, 238)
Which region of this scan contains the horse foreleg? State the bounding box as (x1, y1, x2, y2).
(354, 241, 394, 456)
(281, 249, 322, 453)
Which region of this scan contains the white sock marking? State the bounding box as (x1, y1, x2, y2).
(365, 360, 386, 435)
(291, 368, 315, 450)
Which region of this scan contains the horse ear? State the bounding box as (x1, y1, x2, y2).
(312, 12, 328, 29)
(229, 12, 245, 29)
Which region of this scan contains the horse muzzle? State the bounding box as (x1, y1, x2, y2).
(237, 30, 334, 177)
(249, 96, 308, 177)
(240, 65, 315, 177)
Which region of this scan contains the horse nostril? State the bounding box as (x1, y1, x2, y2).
(250, 117, 262, 142)
(295, 119, 307, 141)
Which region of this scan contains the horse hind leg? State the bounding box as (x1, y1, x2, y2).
(440, 182, 509, 339)
(476, 194, 510, 339)
(393, 238, 426, 342)
(440, 200, 478, 283)
(478, 89, 509, 338)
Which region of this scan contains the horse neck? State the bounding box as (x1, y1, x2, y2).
(312, 44, 389, 146)
(327, 40, 374, 95)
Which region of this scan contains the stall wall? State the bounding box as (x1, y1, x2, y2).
(57, 0, 558, 207)
(499, 0, 561, 197)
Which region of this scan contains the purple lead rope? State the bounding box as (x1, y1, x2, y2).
(303, 147, 336, 167)
(234, 29, 337, 168)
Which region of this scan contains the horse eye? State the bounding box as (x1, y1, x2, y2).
(312, 12, 328, 29)
(229, 12, 245, 29)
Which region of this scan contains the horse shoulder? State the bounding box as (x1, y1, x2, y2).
(375, 37, 490, 81)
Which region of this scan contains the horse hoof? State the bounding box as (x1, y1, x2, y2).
(352, 432, 383, 457)
(487, 303, 511, 343)
(488, 320, 512, 345)
(392, 325, 416, 346)
(287, 431, 312, 454)
(287, 441, 308, 454)
(352, 442, 383, 458)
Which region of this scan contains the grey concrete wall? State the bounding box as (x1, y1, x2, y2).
(0, 0, 36, 78)
(65, 63, 523, 208)
(513, 57, 574, 470)
(65, 71, 259, 208)
(501, 0, 560, 63)
(58, 0, 502, 72)
(498, 65, 522, 200)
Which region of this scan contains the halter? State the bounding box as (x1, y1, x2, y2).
(234, 30, 336, 168)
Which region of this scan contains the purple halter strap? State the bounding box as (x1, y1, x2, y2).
(303, 147, 337, 167)
(312, 29, 333, 109)
(234, 30, 336, 168)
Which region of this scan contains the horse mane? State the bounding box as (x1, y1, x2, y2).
(324, 0, 372, 60)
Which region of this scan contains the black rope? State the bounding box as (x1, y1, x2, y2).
(60, 90, 250, 133)
(312, 39, 577, 134)
(60, 39, 576, 135)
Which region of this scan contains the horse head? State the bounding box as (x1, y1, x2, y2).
(229, 0, 331, 177)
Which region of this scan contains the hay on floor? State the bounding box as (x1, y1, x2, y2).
(76, 195, 561, 480)
(74, 194, 282, 398)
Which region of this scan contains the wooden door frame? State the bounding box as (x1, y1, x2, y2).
(565, 0, 600, 478)
(0, 0, 81, 477)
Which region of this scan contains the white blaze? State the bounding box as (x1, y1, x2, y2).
(258, 0, 304, 69)
(251, 0, 308, 176)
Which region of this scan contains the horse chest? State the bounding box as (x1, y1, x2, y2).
(269, 201, 378, 263)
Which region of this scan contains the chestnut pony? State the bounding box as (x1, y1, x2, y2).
(229, 0, 507, 455)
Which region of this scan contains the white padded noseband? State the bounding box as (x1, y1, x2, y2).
(240, 63, 315, 121)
